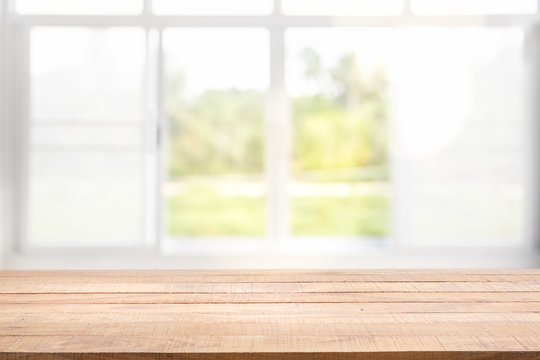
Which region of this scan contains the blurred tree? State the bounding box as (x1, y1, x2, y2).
(166, 48, 388, 180)
(165, 49, 389, 236)
(167, 73, 264, 178)
(292, 49, 388, 177)
(331, 52, 387, 109)
(331, 52, 362, 109)
(300, 47, 324, 91)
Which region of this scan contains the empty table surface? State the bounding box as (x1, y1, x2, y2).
(1, 270, 540, 359)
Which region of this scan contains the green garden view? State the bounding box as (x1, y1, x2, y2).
(165, 46, 389, 238)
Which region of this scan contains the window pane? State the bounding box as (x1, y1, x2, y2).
(393, 27, 525, 246)
(16, 0, 142, 14)
(27, 27, 146, 247)
(154, 0, 272, 15)
(28, 153, 143, 247)
(282, 0, 402, 15)
(412, 0, 536, 14)
(286, 27, 525, 245)
(286, 29, 392, 237)
(31, 27, 145, 123)
(163, 28, 268, 237)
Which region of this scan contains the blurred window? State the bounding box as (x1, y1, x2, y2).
(3, 0, 535, 255)
(27, 27, 146, 246)
(286, 27, 526, 245)
(391, 27, 526, 246)
(287, 29, 392, 237)
(163, 28, 269, 237)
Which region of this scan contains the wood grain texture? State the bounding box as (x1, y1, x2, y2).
(0, 270, 539, 360)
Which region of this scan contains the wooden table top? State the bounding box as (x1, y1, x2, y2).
(0, 270, 539, 359)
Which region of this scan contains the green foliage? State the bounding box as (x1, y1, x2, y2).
(167, 49, 388, 178)
(165, 48, 390, 237)
(167, 79, 264, 178)
(292, 96, 387, 172)
(300, 48, 324, 90)
(291, 49, 388, 175)
(330, 52, 387, 107)
(167, 186, 265, 236)
(166, 189, 388, 237)
(292, 195, 389, 236)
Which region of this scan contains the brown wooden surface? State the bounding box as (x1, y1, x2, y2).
(1, 270, 540, 359)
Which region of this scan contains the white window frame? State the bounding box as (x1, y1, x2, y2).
(1, 0, 540, 268)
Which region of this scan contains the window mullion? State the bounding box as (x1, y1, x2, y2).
(524, 24, 540, 251)
(142, 28, 160, 249)
(12, 23, 30, 252)
(403, 0, 412, 15)
(154, 28, 165, 250)
(143, 0, 152, 16)
(267, 1, 290, 249)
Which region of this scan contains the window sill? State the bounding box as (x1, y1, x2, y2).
(3, 246, 539, 269)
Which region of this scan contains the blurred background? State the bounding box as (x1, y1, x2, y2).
(0, 0, 539, 268)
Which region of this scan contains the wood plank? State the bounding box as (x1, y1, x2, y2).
(1, 270, 540, 282)
(1, 291, 539, 304)
(2, 281, 540, 293)
(3, 353, 540, 360)
(3, 301, 540, 313)
(1, 335, 539, 353)
(3, 304, 540, 321)
(1, 318, 539, 337)
(0, 270, 539, 359)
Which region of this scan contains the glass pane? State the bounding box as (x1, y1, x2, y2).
(27, 27, 146, 247)
(16, 0, 142, 14)
(287, 27, 526, 245)
(154, 0, 272, 15)
(392, 27, 525, 246)
(412, 0, 536, 14)
(30, 125, 142, 149)
(31, 27, 145, 122)
(286, 29, 392, 237)
(28, 153, 143, 246)
(163, 28, 268, 237)
(283, 0, 402, 15)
